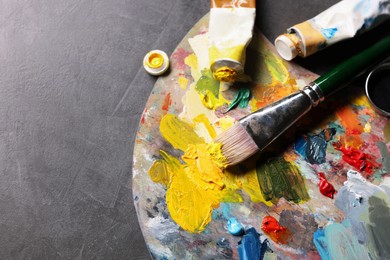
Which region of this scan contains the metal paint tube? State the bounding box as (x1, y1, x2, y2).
(275, 0, 390, 61)
(209, 0, 256, 82)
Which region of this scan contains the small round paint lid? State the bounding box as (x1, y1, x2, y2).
(274, 34, 298, 61)
(143, 50, 169, 76)
(365, 63, 390, 117)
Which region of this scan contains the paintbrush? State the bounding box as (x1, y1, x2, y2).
(215, 35, 390, 165)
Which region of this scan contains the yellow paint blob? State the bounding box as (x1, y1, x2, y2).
(149, 113, 273, 233)
(193, 114, 217, 139)
(160, 114, 204, 151)
(146, 53, 164, 68)
(184, 53, 201, 81)
(178, 76, 189, 90)
(149, 150, 180, 186)
(199, 89, 227, 110)
(215, 116, 236, 130)
(352, 94, 371, 107)
(364, 122, 372, 133)
(150, 142, 241, 233)
(213, 66, 237, 82)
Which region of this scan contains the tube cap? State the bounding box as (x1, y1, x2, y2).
(143, 50, 169, 76)
(274, 35, 298, 61)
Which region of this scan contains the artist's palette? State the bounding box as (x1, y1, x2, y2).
(133, 14, 390, 259)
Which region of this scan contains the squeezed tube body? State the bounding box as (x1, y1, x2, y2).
(209, 0, 256, 82)
(275, 0, 390, 60)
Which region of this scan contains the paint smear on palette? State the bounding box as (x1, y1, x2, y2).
(377, 142, 390, 173)
(159, 114, 204, 151)
(256, 156, 310, 204)
(294, 128, 336, 164)
(333, 142, 381, 176)
(248, 32, 290, 84)
(335, 106, 364, 147)
(177, 76, 189, 90)
(225, 87, 251, 112)
(161, 92, 172, 112)
(384, 121, 390, 142)
(149, 113, 270, 232)
(318, 172, 336, 199)
(195, 69, 227, 109)
(227, 217, 244, 236)
(237, 227, 268, 260)
(335, 170, 390, 259)
(150, 141, 238, 233)
(261, 216, 290, 244)
(313, 221, 369, 260)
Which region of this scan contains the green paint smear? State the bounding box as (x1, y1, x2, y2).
(195, 69, 220, 98)
(245, 35, 289, 84)
(225, 87, 251, 112)
(256, 156, 310, 204)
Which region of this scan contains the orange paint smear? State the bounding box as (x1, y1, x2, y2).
(261, 215, 290, 244)
(335, 106, 363, 148)
(251, 81, 298, 110)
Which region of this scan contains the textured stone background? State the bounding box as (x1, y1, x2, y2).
(2, 0, 388, 259)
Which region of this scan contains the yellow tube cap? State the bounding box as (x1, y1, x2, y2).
(143, 50, 169, 76)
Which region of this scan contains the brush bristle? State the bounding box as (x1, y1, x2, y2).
(214, 123, 259, 165)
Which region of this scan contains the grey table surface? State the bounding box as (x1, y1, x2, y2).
(1, 0, 389, 259)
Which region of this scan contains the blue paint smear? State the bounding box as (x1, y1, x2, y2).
(217, 237, 233, 258)
(294, 136, 307, 158)
(296, 128, 336, 165)
(313, 222, 369, 259)
(306, 133, 328, 164)
(237, 228, 268, 260)
(212, 203, 231, 221)
(321, 27, 338, 39)
(227, 218, 244, 236)
(313, 228, 331, 260)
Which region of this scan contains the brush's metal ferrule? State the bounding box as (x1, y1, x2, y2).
(239, 82, 324, 151)
(302, 82, 324, 107)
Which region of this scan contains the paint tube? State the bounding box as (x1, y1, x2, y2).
(208, 0, 256, 83)
(275, 0, 390, 61)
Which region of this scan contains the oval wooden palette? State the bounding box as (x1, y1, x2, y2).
(133, 13, 390, 259)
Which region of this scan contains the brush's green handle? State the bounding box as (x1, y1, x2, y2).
(314, 35, 390, 96)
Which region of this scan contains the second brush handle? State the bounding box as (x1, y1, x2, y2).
(314, 35, 390, 96)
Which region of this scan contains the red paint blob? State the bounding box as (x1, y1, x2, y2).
(333, 142, 381, 175)
(318, 172, 336, 199)
(261, 216, 290, 244)
(140, 108, 147, 124)
(161, 93, 172, 112)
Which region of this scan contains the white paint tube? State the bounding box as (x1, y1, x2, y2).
(208, 0, 256, 82)
(275, 0, 390, 61)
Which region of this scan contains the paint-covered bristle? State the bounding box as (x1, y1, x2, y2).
(214, 123, 259, 165)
